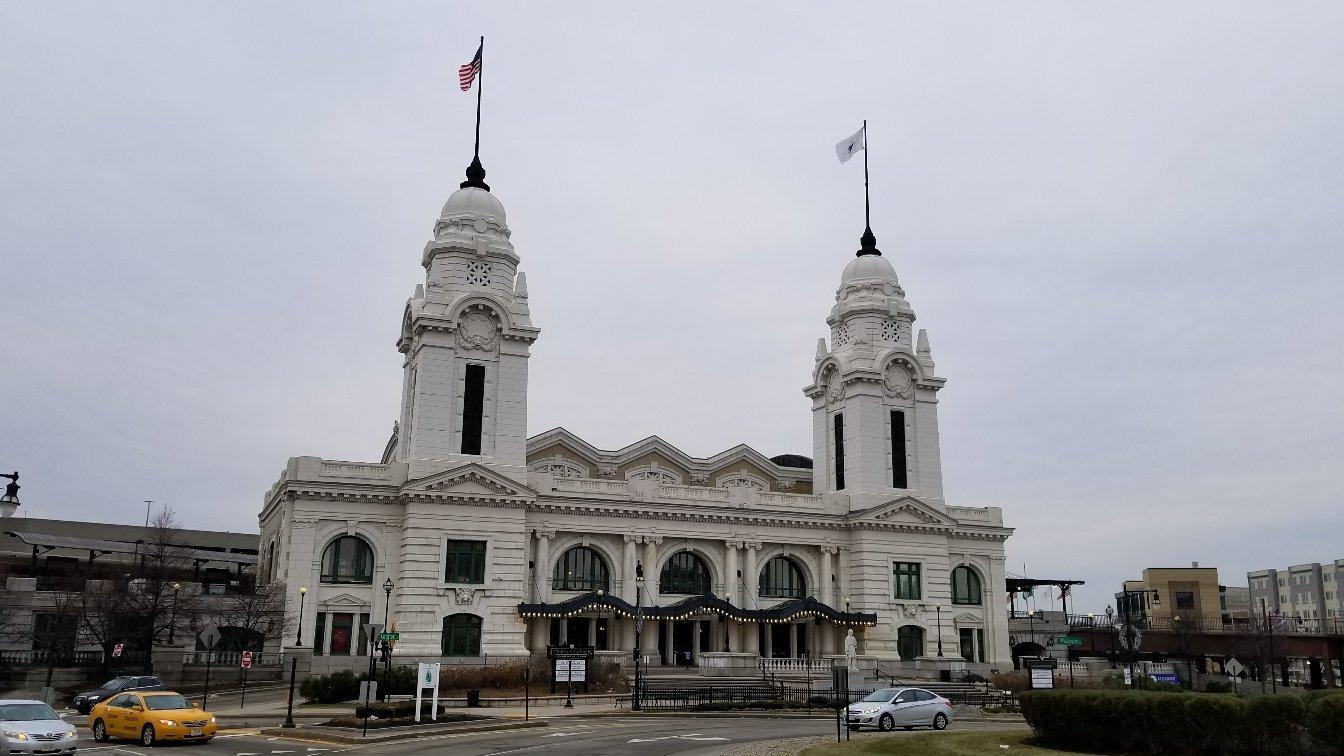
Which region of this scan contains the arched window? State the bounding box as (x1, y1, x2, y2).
(552, 546, 609, 592)
(759, 556, 805, 599)
(320, 536, 374, 584)
(659, 551, 711, 595)
(442, 613, 482, 656)
(951, 566, 982, 605)
(897, 625, 925, 660)
(265, 541, 277, 583)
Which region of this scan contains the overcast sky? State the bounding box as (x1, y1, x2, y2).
(3, 2, 1341, 613)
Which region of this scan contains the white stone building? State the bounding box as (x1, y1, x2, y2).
(258, 166, 1013, 677)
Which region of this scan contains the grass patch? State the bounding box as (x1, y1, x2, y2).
(802, 730, 1087, 755)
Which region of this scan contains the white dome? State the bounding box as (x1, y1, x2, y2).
(440, 187, 506, 225)
(840, 254, 898, 285)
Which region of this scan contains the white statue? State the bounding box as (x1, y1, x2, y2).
(844, 628, 859, 670)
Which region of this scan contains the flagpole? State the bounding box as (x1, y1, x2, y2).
(857, 120, 878, 255)
(474, 36, 484, 160)
(862, 119, 870, 233)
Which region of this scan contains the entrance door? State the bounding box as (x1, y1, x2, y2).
(672, 621, 695, 666)
(770, 624, 791, 658)
(330, 613, 354, 655)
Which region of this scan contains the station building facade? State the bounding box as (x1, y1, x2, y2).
(258, 171, 1013, 676)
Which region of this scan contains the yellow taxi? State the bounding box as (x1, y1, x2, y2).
(88, 690, 217, 746)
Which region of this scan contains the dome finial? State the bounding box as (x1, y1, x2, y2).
(857, 225, 880, 257)
(460, 156, 490, 191)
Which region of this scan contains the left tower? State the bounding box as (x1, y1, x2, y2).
(393, 184, 540, 484)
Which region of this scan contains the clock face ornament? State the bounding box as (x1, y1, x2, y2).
(883, 362, 915, 400)
(456, 309, 499, 352)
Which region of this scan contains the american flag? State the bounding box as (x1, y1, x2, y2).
(459, 42, 482, 91)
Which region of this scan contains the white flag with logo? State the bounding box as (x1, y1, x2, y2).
(835, 127, 865, 163)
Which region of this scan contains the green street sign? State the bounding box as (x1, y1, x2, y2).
(379, 632, 400, 641)
(1057, 636, 1083, 646)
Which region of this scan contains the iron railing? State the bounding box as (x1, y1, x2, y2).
(183, 651, 274, 667)
(635, 681, 875, 711)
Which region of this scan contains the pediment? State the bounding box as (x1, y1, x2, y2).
(319, 592, 369, 607)
(407, 463, 533, 498)
(954, 612, 982, 625)
(862, 497, 957, 527)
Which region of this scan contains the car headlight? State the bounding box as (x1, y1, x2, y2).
(3, 730, 30, 741)
(158, 719, 176, 726)
(208, 716, 216, 724)
(65, 730, 79, 740)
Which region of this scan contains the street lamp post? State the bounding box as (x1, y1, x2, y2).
(936, 605, 944, 657)
(632, 563, 644, 712)
(596, 589, 605, 650)
(295, 587, 307, 646)
(1118, 588, 1160, 686)
(382, 578, 394, 684)
(1105, 605, 1116, 668)
(169, 583, 181, 644)
(721, 593, 731, 652)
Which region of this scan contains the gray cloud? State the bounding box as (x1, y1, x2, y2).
(2, 2, 1341, 612)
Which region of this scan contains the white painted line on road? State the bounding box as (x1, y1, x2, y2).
(628, 733, 730, 743)
(544, 731, 587, 737)
(482, 746, 547, 756)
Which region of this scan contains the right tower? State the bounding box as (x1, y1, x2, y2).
(804, 240, 946, 509)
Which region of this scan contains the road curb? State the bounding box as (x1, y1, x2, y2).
(258, 718, 547, 744)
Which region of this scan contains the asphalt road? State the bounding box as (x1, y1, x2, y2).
(69, 715, 1028, 755)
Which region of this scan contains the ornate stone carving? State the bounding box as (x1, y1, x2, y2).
(596, 464, 617, 478)
(690, 472, 710, 485)
(716, 472, 768, 491)
(777, 480, 795, 491)
(900, 604, 921, 619)
(528, 456, 587, 479)
(455, 308, 499, 353)
(883, 360, 915, 400)
(453, 587, 476, 605)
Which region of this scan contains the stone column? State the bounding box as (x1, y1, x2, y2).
(642, 536, 662, 606)
(662, 620, 673, 665)
(745, 623, 760, 655)
(622, 535, 639, 603)
(763, 625, 773, 658)
(789, 624, 798, 658)
(743, 542, 761, 608)
(724, 540, 741, 605)
(819, 545, 835, 606)
(692, 621, 701, 664)
(534, 530, 555, 603)
(838, 547, 851, 604)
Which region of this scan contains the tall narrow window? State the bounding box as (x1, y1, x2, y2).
(890, 410, 907, 488)
(833, 414, 845, 490)
(461, 363, 485, 455)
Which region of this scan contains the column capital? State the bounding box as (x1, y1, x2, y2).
(646, 535, 663, 545)
(819, 544, 840, 555)
(744, 540, 762, 551)
(724, 539, 744, 549)
(534, 529, 556, 541)
(624, 534, 642, 544)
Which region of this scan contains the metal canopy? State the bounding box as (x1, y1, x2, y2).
(5, 531, 257, 566)
(519, 592, 878, 626)
(1007, 577, 1085, 593)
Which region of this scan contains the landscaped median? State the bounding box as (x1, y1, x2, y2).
(258, 713, 547, 744)
(1019, 688, 1344, 755)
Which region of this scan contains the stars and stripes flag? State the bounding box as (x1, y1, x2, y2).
(459, 42, 483, 91)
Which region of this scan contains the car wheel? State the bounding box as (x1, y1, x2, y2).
(878, 713, 895, 731)
(141, 723, 157, 747)
(92, 719, 108, 742)
(933, 712, 949, 730)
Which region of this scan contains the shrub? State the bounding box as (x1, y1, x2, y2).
(366, 665, 416, 696)
(1306, 692, 1344, 753)
(353, 699, 443, 719)
(300, 669, 362, 704)
(961, 671, 988, 685)
(990, 670, 1028, 692)
(1021, 689, 1323, 755)
(1205, 679, 1233, 693)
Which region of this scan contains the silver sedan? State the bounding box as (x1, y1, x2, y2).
(0, 700, 79, 754)
(845, 686, 953, 732)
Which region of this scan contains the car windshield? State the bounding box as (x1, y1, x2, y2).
(144, 694, 191, 711)
(99, 676, 134, 690)
(860, 688, 899, 703)
(0, 703, 61, 721)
